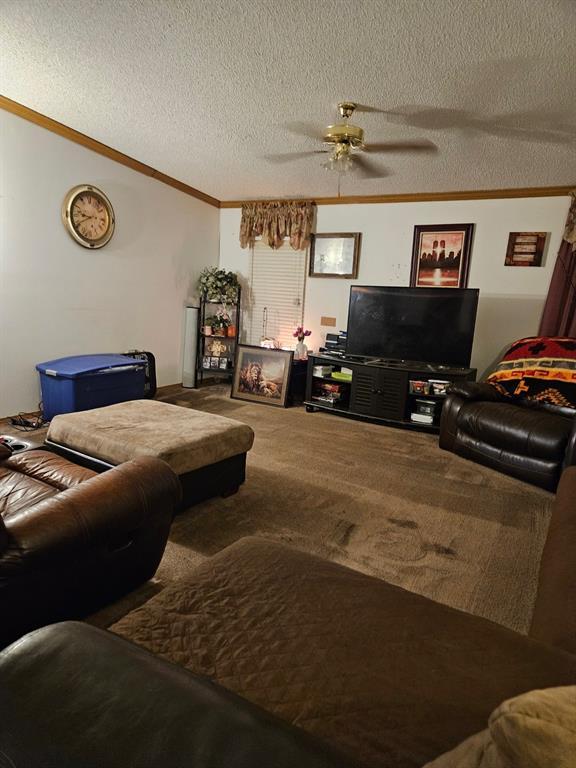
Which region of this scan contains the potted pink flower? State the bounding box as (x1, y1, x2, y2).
(293, 326, 311, 360)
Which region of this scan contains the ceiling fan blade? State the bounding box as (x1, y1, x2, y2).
(377, 106, 468, 130)
(364, 139, 438, 153)
(352, 154, 389, 179)
(284, 121, 324, 141)
(262, 151, 328, 164)
(351, 103, 386, 114)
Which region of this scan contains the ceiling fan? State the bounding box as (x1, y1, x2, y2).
(265, 102, 438, 178)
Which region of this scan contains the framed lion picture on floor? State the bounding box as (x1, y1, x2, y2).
(232, 345, 293, 407)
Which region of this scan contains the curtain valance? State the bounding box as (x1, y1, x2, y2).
(239, 201, 316, 251)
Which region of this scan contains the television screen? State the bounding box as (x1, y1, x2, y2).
(346, 286, 479, 366)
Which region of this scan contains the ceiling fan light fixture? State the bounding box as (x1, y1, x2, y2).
(322, 147, 353, 174)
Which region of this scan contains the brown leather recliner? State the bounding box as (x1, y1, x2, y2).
(0, 446, 181, 647)
(439, 382, 576, 491)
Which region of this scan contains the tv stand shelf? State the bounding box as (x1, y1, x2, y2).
(304, 353, 476, 433)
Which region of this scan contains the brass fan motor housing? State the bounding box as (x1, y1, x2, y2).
(323, 122, 365, 148)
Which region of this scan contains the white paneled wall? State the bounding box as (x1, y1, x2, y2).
(0, 111, 219, 416)
(219, 196, 569, 377)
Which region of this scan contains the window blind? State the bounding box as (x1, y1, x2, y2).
(246, 241, 306, 348)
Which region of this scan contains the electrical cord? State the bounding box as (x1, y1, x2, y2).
(9, 404, 49, 431)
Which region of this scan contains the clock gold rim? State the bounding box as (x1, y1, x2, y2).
(62, 184, 115, 249)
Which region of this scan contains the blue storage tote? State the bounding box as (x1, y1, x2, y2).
(36, 354, 147, 420)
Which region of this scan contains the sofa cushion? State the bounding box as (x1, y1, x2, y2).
(0, 451, 96, 523)
(111, 537, 576, 768)
(0, 466, 59, 521)
(456, 401, 573, 461)
(424, 686, 576, 767)
(47, 400, 255, 475)
(4, 450, 96, 490)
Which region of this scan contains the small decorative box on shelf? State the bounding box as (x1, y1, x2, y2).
(409, 379, 450, 396)
(428, 379, 450, 396)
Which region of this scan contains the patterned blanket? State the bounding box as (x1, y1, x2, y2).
(487, 336, 576, 411)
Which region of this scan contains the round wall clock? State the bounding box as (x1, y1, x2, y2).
(62, 184, 115, 248)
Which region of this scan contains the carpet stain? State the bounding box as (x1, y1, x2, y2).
(333, 520, 357, 547)
(424, 542, 458, 557)
(388, 517, 419, 529)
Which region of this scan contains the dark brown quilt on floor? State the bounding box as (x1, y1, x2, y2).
(111, 537, 576, 768)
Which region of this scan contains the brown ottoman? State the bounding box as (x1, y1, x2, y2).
(46, 399, 254, 507)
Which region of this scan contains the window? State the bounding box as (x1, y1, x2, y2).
(246, 241, 306, 348)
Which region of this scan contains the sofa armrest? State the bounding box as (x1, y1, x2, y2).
(529, 466, 576, 654)
(564, 418, 576, 468)
(438, 393, 466, 452)
(439, 383, 510, 451)
(0, 517, 7, 553)
(0, 622, 356, 768)
(447, 381, 508, 402)
(0, 444, 13, 461)
(2, 457, 181, 572)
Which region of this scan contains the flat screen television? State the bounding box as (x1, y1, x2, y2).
(346, 286, 479, 367)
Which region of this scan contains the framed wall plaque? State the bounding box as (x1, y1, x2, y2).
(505, 232, 547, 266)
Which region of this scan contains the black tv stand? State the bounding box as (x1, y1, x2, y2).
(304, 352, 476, 433)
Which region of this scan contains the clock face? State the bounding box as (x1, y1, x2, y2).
(62, 185, 115, 248)
(72, 193, 109, 240)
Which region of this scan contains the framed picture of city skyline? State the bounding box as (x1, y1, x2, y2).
(410, 223, 474, 288)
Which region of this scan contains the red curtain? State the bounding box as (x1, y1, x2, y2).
(539, 193, 576, 337)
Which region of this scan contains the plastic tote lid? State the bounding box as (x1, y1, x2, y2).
(36, 354, 146, 378)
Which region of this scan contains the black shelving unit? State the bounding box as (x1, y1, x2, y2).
(195, 288, 241, 387)
(304, 352, 476, 433)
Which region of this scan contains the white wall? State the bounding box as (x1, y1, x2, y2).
(219, 196, 569, 377)
(0, 110, 219, 416)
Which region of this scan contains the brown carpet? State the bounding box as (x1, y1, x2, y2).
(92, 384, 551, 634)
(1, 386, 552, 634)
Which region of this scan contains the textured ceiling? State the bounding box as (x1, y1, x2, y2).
(1, 0, 575, 201)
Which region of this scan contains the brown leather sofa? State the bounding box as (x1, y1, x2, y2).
(0, 445, 181, 647)
(1, 468, 575, 768)
(0, 622, 355, 768)
(439, 381, 576, 490)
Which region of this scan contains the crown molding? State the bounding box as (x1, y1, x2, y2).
(0, 95, 220, 208)
(220, 185, 574, 208)
(3, 96, 572, 211)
